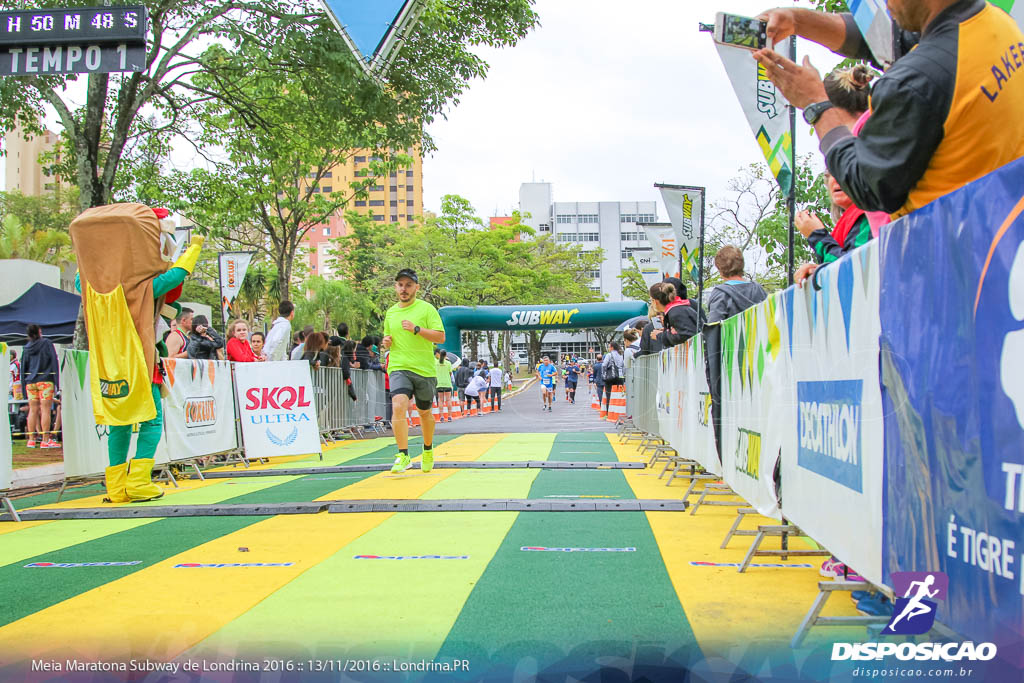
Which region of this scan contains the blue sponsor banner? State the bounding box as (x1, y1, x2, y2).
(797, 380, 864, 493)
(879, 157, 1024, 668)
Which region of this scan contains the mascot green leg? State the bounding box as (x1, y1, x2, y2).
(106, 384, 165, 502)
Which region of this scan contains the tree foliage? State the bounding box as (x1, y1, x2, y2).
(323, 196, 605, 339)
(0, 214, 72, 265)
(707, 156, 829, 290)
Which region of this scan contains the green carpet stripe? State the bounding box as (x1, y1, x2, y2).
(476, 433, 555, 462)
(0, 519, 157, 566)
(0, 515, 264, 628)
(10, 484, 107, 509)
(0, 439, 437, 628)
(433, 432, 699, 675)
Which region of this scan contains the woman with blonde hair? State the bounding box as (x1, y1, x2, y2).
(226, 319, 261, 362)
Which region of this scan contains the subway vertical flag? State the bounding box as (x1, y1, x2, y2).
(713, 41, 793, 194)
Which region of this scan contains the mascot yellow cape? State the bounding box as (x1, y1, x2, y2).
(70, 204, 203, 503)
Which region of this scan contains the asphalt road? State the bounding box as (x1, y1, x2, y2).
(433, 379, 613, 434)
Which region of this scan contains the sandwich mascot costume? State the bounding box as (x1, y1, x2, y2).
(70, 204, 203, 503)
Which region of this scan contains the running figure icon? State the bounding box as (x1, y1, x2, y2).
(888, 575, 939, 631)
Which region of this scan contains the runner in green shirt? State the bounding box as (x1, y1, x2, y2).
(435, 349, 455, 423)
(383, 268, 446, 474)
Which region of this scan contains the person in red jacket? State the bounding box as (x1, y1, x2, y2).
(225, 319, 263, 362)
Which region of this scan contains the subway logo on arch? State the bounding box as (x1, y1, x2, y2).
(797, 380, 863, 492)
(505, 308, 580, 327)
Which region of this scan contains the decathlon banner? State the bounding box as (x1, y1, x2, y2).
(233, 360, 321, 459)
(162, 359, 237, 458)
(61, 350, 170, 478)
(640, 223, 680, 279)
(713, 42, 793, 193)
(777, 240, 885, 588)
(0, 342, 11, 491)
(718, 297, 787, 519)
(218, 251, 255, 325)
(656, 185, 704, 283)
(878, 157, 1024, 656)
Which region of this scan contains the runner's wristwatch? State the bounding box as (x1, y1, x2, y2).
(413, 325, 421, 335)
(803, 101, 835, 125)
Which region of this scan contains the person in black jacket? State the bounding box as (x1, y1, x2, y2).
(186, 315, 224, 360)
(638, 315, 664, 357)
(20, 323, 60, 448)
(649, 282, 698, 348)
(453, 360, 475, 412)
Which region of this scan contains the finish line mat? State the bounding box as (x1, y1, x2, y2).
(0, 432, 892, 682)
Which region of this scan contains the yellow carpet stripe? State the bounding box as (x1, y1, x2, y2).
(607, 435, 863, 648)
(0, 511, 394, 663)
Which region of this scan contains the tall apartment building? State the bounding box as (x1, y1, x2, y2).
(3, 119, 63, 196)
(302, 149, 424, 278)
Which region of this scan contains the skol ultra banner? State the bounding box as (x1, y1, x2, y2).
(61, 350, 170, 478)
(233, 360, 321, 459)
(162, 359, 237, 458)
(218, 251, 255, 325)
(879, 157, 1024, 662)
(656, 185, 704, 283)
(718, 296, 787, 518)
(1, 342, 12, 491)
(713, 42, 793, 193)
(778, 240, 885, 588)
(640, 223, 680, 279)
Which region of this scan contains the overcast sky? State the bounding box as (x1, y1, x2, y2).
(422, 0, 845, 220)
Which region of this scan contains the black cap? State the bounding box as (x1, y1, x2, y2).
(395, 268, 418, 283)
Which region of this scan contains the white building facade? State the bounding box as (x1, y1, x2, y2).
(470, 182, 657, 363)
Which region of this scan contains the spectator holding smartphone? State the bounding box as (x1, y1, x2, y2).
(187, 315, 224, 360)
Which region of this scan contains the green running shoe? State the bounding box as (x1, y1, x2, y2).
(421, 449, 434, 473)
(390, 453, 412, 474)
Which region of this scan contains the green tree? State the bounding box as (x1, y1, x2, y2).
(708, 156, 829, 289)
(0, 189, 78, 234)
(618, 265, 651, 302)
(0, 215, 73, 265)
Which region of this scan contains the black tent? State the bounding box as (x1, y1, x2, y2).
(0, 283, 80, 345)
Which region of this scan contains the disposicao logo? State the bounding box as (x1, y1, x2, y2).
(25, 561, 142, 568)
(832, 571, 998, 662)
(520, 547, 636, 553)
(354, 555, 469, 560)
(173, 562, 294, 568)
(184, 395, 216, 428)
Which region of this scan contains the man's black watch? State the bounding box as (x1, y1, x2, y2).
(413, 325, 421, 335)
(803, 101, 835, 125)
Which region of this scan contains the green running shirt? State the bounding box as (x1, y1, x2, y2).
(384, 298, 443, 378)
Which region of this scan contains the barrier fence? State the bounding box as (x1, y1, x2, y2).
(621, 158, 1024, 656)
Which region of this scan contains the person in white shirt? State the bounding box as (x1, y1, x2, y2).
(262, 300, 295, 362)
(488, 365, 504, 412)
(464, 374, 488, 416)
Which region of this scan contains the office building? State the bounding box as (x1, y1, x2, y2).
(4, 119, 64, 196)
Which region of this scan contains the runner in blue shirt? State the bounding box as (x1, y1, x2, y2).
(536, 355, 557, 412)
(565, 360, 581, 404)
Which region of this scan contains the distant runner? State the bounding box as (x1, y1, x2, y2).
(536, 355, 556, 412)
(382, 269, 445, 474)
(565, 359, 580, 404)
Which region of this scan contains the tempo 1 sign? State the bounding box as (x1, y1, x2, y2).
(0, 6, 147, 76)
(0, 44, 146, 76)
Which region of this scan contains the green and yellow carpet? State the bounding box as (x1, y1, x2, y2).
(0, 433, 866, 681)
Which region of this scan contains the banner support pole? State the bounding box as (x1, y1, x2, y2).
(697, 188, 706, 313)
(217, 251, 227, 328)
(787, 35, 797, 287)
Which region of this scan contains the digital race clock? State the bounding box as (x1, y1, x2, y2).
(0, 6, 147, 48)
